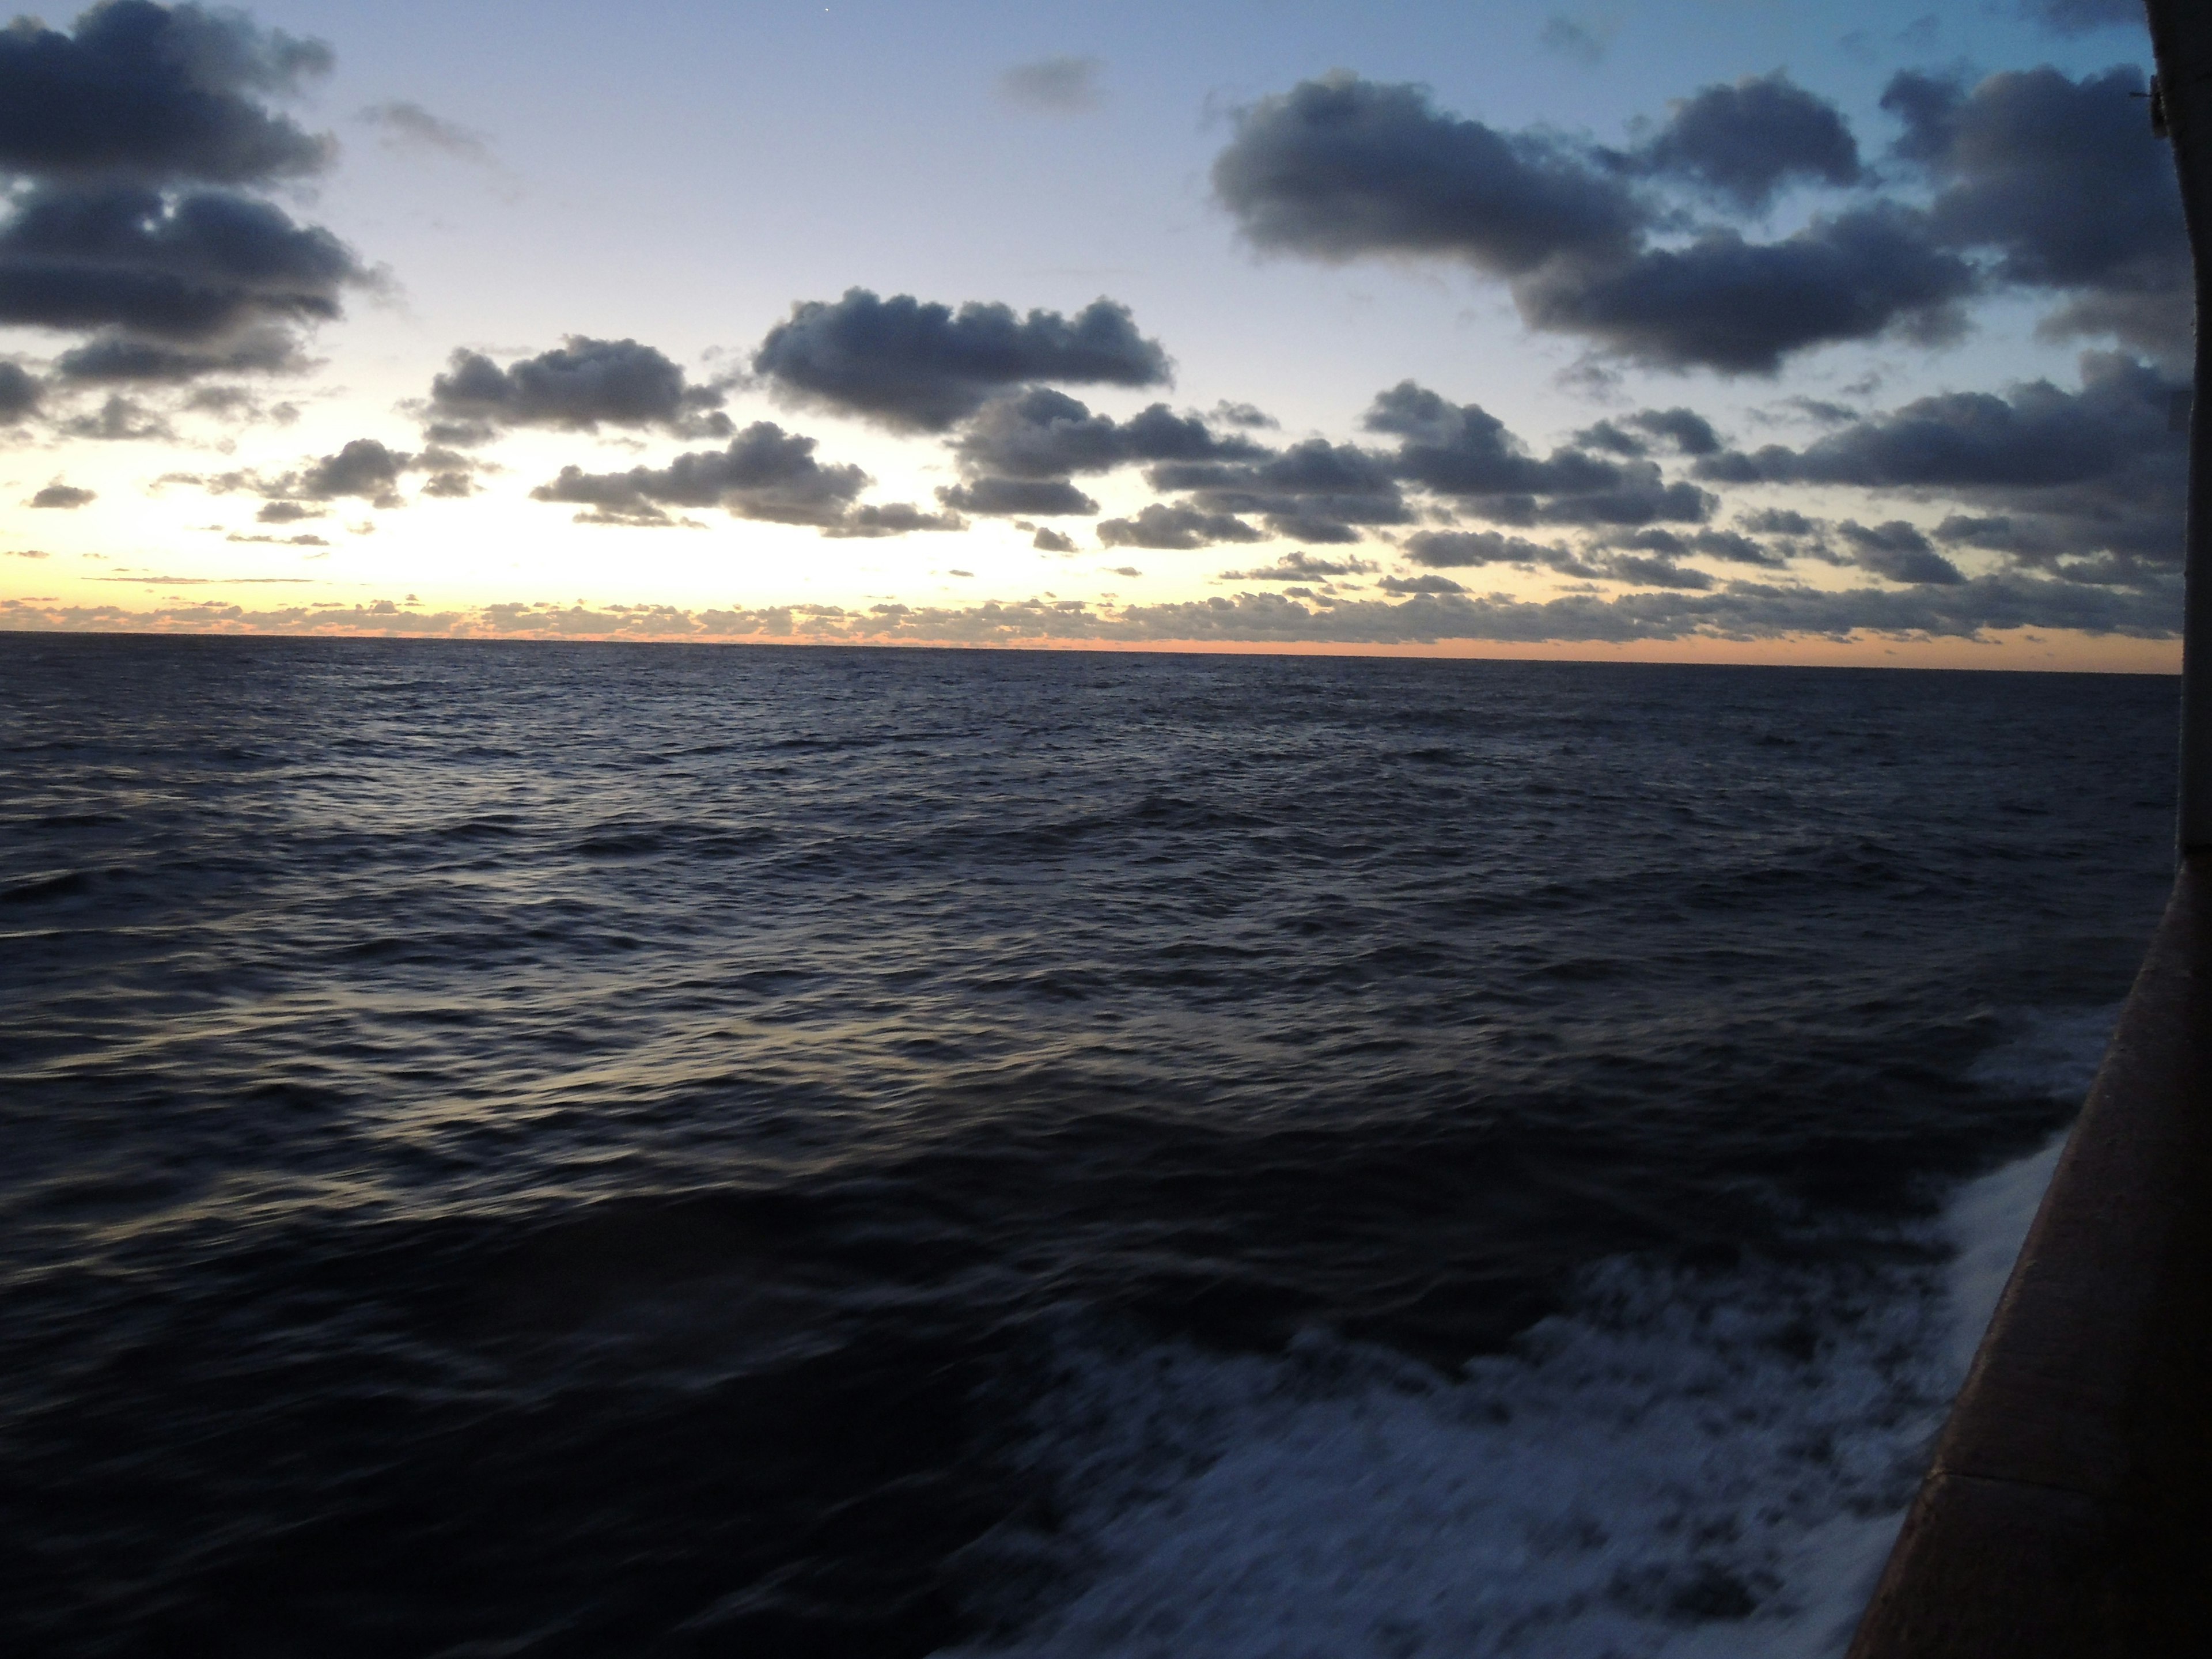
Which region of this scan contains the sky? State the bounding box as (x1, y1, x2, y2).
(0, 0, 2189, 667)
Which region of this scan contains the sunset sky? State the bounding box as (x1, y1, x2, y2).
(0, 0, 2187, 666)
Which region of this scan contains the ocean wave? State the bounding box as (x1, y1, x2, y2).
(952, 1131, 2067, 1658)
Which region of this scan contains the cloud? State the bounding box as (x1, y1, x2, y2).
(427, 337, 729, 435)
(58, 392, 169, 439)
(1738, 507, 1822, 536)
(0, 360, 39, 417)
(1517, 203, 1975, 374)
(936, 476, 1100, 516)
(5, 567, 2180, 649)
(1146, 436, 1410, 543)
(0, 185, 366, 343)
(1378, 573, 1467, 594)
(1212, 72, 1972, 374)
(298, 437, 411, 505)
(1633, 72, 1861, 211)
(51, 326, 310, 381)
(1097, 502, 1267, 549)
(1538, 17, 1610, 65)
(999, 55, 1103, 112)
(1611, 526, 1787, 568)
(820, 502, 967, 539)
(1033, 527, 1077, 552)
(29, 482, 94, 508)
(1402, 528, 1574, 568)
(1838, 518, 1964, 584)
(952, 388, 1264, 478)
(1696, 351, 2183, 572)
(2017, 0, 2140, 33)
(1364, 381, 1715, 525)
(1213, 73, 1641, 275)
(1603, 553, 1713, 589)
(753, 288, 1171, 430)
(532, 421, 871, 528)
(255, 499, 320, 522)
(0, 1, 333, 185)
(359, 100, 494, 164)
(1211, 400, 1277, 430)
(1883, 65, 2187, 359)
(0, 6, 365, 383)
(1219, 549, 1379, 581)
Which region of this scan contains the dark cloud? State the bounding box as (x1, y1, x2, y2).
(54, 325, 308, 381)
(2017, 0, 2141, 34)
(255, 499, 320, 522)
(1363, 381, 1715, 525)
(1032, 527, 1077, 552)
(58, 392, 169, 439)
(1147, 436, 1410, 542)
(999, 55, 1103, 112)
(1402, 528, 1573, 568)
(1698, 351, 2168, 488)
(427, 338, 729, 436)
(300, 438, 410, 505)
(753, 289, 1170, 430)
(1883, 66, 2187, 358)
(1634, 72, 1861, 210)
(533, 421, 872, 529)
(1097, 502, 1267, 549)
(1211, 400, 1278, 430)
(1694, 353, 2184, 571)
(1837, 518, 1965, 585)
(1518, 203, 1975, 374)
(1378, 572, 1467, 594)
(1611, 526, 1787, 567)
(1604, 553, 1714, 589)
(937, 476, 1100, 517)
(0, 360, 39, 417)
(1219, 550, 1378, 580)
(952, 388, 1263, 478)
(1213, 72, 1641, 274)
(29, 482, 94, 508)
(0, 185, 363, 340)
(0, 1, 332, 185)
(1627, 406, 1722, 455)
(1212, 65, 2187, 373)
(1213, 72, 1976, 373)
(0, 7, 367, 385)
(821, 502, 967, 539)
(1737, 506, 1823, 536)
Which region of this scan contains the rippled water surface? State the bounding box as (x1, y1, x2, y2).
(0, 635, 2179, 1656)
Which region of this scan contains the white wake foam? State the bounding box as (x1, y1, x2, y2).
(950, 1016, 2109, 1658)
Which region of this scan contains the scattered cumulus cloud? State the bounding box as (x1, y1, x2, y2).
(0, 3, 367, 387)
(752, 289, 1171, 430)
(427, 337, 729, 437)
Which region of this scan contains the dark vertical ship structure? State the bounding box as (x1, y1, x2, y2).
(1847, 5, 2212, 1652)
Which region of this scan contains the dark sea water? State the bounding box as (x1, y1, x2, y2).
(0, 634, 2180, 1657)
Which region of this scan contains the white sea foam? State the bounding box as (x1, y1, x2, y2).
(952, 1016, 2111, 1658)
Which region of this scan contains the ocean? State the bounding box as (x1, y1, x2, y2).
(0, 634, 2178, 1657)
